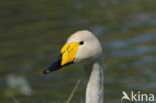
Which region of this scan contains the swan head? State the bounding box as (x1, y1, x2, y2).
(43, 30, 102, 74)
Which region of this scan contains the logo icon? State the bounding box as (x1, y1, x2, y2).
(121, 91, 131, 101)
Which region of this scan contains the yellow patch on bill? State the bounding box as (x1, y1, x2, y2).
(61, 42, 79, 66)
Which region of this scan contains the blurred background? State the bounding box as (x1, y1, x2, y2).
(0, 0, 156, 103)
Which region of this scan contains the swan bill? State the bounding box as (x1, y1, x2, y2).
(43, 42, 79, 74)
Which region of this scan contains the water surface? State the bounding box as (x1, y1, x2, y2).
(0, 0, 156, 103)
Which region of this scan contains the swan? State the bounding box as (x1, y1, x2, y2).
(43, 30, 104, 103)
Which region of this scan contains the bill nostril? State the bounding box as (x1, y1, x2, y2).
(43, 70, 50, 74)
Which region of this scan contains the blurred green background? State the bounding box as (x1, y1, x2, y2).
(0, 0, 156, 103)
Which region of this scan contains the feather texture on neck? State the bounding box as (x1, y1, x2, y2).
(84, 60, 104, 103)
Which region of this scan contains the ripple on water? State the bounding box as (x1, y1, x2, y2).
(110, 46, 156, 57)
(103, 33, 156, 49)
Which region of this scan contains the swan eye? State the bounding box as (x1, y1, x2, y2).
(79, 41, 84, 45)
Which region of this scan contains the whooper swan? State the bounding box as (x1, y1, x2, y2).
(43, 30, 103, 103)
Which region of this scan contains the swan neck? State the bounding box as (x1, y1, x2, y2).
(84, 61, 104, 103)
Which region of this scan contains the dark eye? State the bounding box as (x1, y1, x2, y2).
(79, 41, 84, 45)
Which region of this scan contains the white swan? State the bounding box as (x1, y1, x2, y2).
(43, 30, 104, 103)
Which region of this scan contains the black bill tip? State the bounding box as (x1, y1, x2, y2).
(43, 54, 74, 75)
(43, 54, 63, 75)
